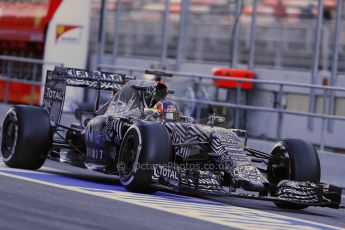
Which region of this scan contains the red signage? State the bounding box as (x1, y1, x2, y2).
(213, 68, 255, 90)
(0, 80, 40, 105)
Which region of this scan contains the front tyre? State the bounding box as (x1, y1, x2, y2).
(1, 105, 51, 169)
(118, 122, 172, 194)
(268, 139, 320, 210)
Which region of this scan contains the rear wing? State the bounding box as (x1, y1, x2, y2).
(42, 66, 130, 123)
(54, 66, 128, 90)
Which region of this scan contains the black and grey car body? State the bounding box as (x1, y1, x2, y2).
(1, 67, 343, 210)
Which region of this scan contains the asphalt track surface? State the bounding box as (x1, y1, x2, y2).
(0, 160, 344, 230)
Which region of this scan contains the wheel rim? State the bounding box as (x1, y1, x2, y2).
(119, 134, 138, 182)
(268, 146, 291, 186)
(1, 114, 18, 159)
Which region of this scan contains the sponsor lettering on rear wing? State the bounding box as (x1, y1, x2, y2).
(42, 66, 133, 123)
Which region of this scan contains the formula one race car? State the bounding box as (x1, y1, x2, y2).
(1, 67, 342, 210)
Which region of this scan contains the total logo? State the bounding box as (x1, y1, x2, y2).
(45, 88, 64, 101)
(154, 166, 179, 181)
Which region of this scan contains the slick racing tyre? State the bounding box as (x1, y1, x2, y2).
(268, 139, 320, 210)
(1, 105, 51, 169)
(118, 122, 172, 194)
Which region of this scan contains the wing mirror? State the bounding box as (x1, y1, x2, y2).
(179, 115, 194, 123)
(207, 114, 226, 126)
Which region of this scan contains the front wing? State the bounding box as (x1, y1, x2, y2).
(151, 166, 343, 209)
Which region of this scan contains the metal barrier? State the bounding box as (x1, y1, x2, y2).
(92, 0, 345, 71)
(0, 55, 63, 105)
(98, 64, 345, 150)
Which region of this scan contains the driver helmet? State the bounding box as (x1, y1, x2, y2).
(147, 81, 168, 108)
(154, 99, 180, 122)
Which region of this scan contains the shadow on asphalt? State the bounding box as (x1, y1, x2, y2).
(39, 160, 121, 186)
(40, 168, 122, 186)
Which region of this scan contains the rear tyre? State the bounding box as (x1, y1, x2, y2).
(1, 105, 51, 169)
(118, 122, 172, 194)
(268, 139, 320, 210)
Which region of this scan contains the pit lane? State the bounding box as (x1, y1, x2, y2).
(0, 160, 344, 230)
